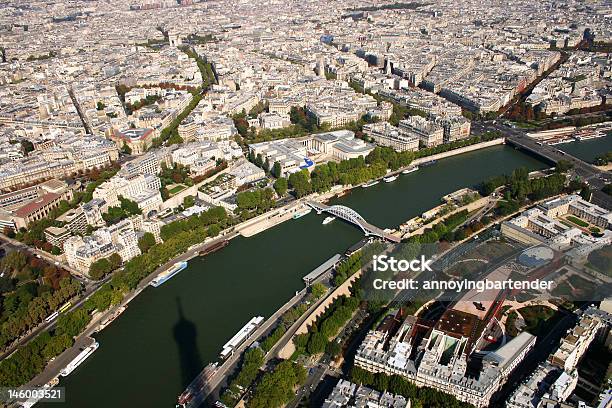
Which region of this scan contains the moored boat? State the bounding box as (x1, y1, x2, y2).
(150, 261, 188, 288)
(402, 166, 419, 174)
(362, 180, 379, 188)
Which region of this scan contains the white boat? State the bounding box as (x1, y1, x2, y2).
(150, 261, 188, 287)
(60, 342, 99, 377)
(322, 216, 336, 225)
(362, 180, 379, 188)
(383, 175, 398, 183)
(402, 166, 419, 174)
(293, 208, 312, 219)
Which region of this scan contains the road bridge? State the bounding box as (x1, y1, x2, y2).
(306, 201, 401, 243)
(474, 120, 612, 210)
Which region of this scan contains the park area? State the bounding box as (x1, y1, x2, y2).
(167, 183, 187, 196)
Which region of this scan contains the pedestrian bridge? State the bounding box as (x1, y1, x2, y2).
(306, 201, 401, 243)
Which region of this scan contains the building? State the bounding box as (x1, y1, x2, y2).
(501, 195, 612, 257)
(306, 130, 376, 161)
(249, 137, 313, 177)
(322, 379, 411, 408)
(44, 226, 71, 249)
(363, 122, 419, 152)
(0, 179, 73, 230)
(93, 173, 163, 216)
(507, 307, 611, 408)
(435, 115, 472, 143)
(109, 127, 156, 155)
(398, 116, 444, 147)
(228, 160, 266, 186)
(258, 113, 291, 130)
(8, 189, 73, 230)
(63, 218, 141, 274)
(64, 229, 116, 274)
(548, 313, 604, 372)
(354, 309, 536, 408)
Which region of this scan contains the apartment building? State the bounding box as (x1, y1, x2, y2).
(354, 310, 536, 408)
(398, 116, 444, 147)
(363, 122, 419, 152)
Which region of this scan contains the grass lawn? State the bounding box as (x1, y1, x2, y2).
(567, 215, 589, 228)
(518, 305, 562, 336)
(168, 184, 186, 195)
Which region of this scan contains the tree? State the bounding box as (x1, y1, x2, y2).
(273, 177, 288, 197)
(3, 226, 15, 239)
(272, 161, 282, 178)
(310, 282, 326, 299)
(108, 253, 122, 270)
(121, 142, 132, 155)
(255, 153, 264, 168)
(96, 101, 105, 111)
(326, 340, 342, 357)
(138, 232, 156, 253)
(183, 195, 196, 209)
(207, 224, 221, 237)
(263, 157, 270, 173)
(580, 185, 591, 201)
(307, 331, 327, 354)
(20, 140, 34, 155)
(555, 160, 573, 173)
(1, 251, 27, 275)
(288, 170, 312, 198)
(89, 258, 111, 280)
(119, 196, 142, 215)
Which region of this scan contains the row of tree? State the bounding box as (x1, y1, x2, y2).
(405, 210, 469, 245)
(219, 283, 326, 404)
(298, 295, 360, 355)
(258, 282, 327, 353)
(0, 276, 82, 350)
(219, 347, 265, 406)
(287, 158, 387, 198)
(0, 206, 229, 386)
(160, 206, 226, 241)
(334, 252, 362, 286)
(236, 188, 275, 213)
(248, 360, 307, 408)
(0, 196, 220, 385)
(151, 93, 201, 148)
(88, 253, 122, 280)
(350, 366, 474, 408)
(0, 273, 126, 387)
(284, 131, 503, 199)
(594, 151, 612, 166)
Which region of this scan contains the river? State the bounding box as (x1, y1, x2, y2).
(556, 133, 612, 163)
(45, 145, 547, 408)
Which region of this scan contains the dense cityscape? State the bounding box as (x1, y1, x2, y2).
(0, 0, 611, 407)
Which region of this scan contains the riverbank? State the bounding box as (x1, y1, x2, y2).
(411, 138, 505, 166)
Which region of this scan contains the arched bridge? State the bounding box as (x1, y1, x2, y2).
(306, 201, 401, 243)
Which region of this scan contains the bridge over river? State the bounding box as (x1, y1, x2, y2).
(306, 201, 402, 243)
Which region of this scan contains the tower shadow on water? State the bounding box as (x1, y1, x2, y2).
(173, 297, 203, 387)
